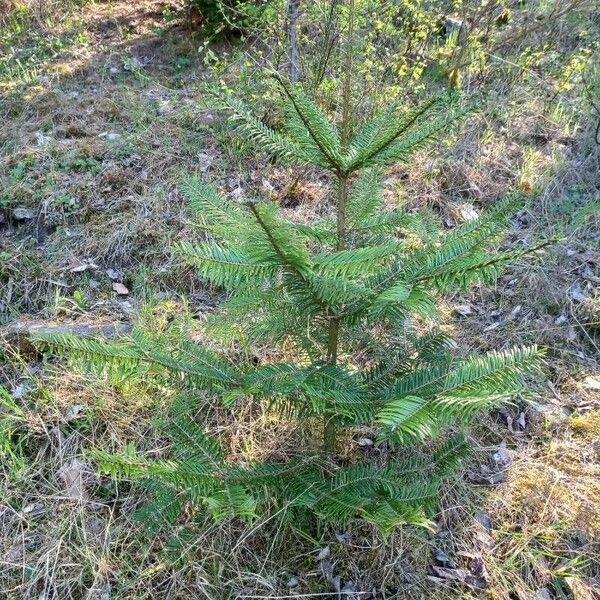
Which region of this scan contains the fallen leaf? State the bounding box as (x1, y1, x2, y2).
(57, 458, 88, 500)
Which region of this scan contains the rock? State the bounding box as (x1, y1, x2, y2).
(12, 207, 35, 220)
(3, 321, 131, 342)
(112, 282, 129, 295)
(474, 511, 493, 530)
(11, 384, 30, 400)
(286, 576, 299, 588)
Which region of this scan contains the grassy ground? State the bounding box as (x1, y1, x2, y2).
(1, 1, 599, 598)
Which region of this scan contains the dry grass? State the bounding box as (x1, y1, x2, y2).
(1, 0, 599, 598)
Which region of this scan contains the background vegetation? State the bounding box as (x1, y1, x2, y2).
(1, 0, 599, 598)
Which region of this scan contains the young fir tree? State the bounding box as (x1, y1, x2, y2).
(34, 5, 546, 534)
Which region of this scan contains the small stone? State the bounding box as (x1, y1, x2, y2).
(583, 376, 600, 391)
(569, 283, 586, 303)
(99, 132, 122, 141)
(65, 405, 84, 420)
(198, 152, 213, 172)
(335, 531, 350, 543)
(286, 576, 299, 588)
(459, 203, 479, 221)
(454, 304, 472, 316)
(262, 179, 275, 192)
(70, 261, 97, 273)
(99, 582, 111, 600)
(11, 384, 30, 399)
(123, 56, 145, 71)
(112, 282, 129, 295)
(230, 187, 244, 200)
(492, 440, 511, 466)
(36, 132, 51, 146)
(509, 305, 522, 319)
(474, 511, 493, 530)
(357, 437, 373, 447)
(105, 268, 120, 281)
(12, 207, 35, 220)
(554, 315, 567, 325)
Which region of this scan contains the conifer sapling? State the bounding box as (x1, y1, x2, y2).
(35, 1, 546, 534)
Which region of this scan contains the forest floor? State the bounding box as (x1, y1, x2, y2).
(1, 1, 599, 599)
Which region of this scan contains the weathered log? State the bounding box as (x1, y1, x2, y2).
(1, 320, 132, 354)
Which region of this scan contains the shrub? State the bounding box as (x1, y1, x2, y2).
(189, 0, 267, 34)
